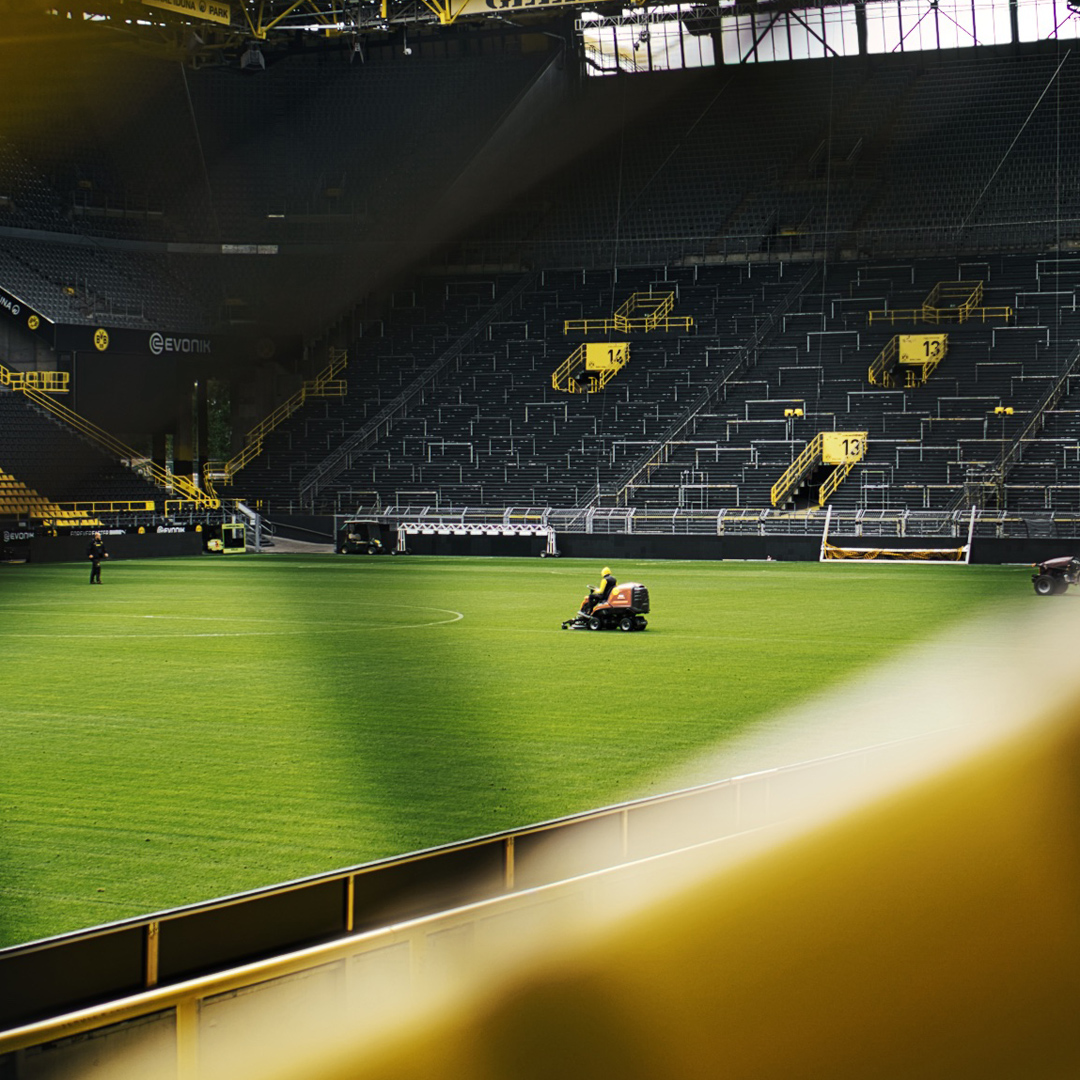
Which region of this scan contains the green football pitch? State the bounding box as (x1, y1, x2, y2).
(0, 553, 1026, 948)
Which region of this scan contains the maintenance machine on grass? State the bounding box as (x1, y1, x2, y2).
(1031, 555, 1080, 595)
(338, 519, 393, 555)
(562, 582, 650, 631)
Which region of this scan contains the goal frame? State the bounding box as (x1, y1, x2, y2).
(818, 506, 976, 564)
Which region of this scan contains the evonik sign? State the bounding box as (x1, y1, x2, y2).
(149, 332, 212, 356)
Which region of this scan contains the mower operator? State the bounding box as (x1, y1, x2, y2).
(582, 566, 617, 615)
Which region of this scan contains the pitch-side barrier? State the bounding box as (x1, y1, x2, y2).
(0, 737, 929, 1056)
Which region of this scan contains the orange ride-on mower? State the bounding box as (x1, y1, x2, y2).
(562, 583, 650, 631)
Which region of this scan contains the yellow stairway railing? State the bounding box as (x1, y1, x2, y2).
(868, 334, 948, 388)
(819, 456, 858, 505)
(15, 385, 218, 509)
(206, 346, 347, 484)
(0, 362, 69, 393)
(564, 292, 693, 335)
(771, 431, 867, 508)
(771, 433, 824, 508)
(552, 343, 630, 393)
(868, 281, 1012, 325)
(867, 337, 900, 387)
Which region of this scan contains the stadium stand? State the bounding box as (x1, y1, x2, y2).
(219, 253, 1080, 516)
(0, 389, 163, 511)
(4, 39, 1080, 526)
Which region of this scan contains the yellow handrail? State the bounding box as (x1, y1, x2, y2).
(0, 362, 69, 393)
(770, 433, 823, 508)
(564, 293, 693, 335)
(206, 347, 347, 483)
(868, 282, 1013, 326)
(18, 386, 218, 508)
(552, 344, 587, 391)
(552, 343, 630, 393)
(867, 337, 899, 387)
(4, 359, 219, 507)
(819, 457, 857, 504)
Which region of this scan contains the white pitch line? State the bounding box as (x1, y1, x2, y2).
(4, 608, 466, 639)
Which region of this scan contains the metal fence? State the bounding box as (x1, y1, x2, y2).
(345, 504, 1080, 541)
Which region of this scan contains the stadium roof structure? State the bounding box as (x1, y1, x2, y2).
(39, 0, 630, 53)
(30, 0, 1080, 71)
(33, 0, 881, 59)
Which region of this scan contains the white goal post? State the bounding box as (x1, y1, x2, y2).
(818, 506, 976, 564)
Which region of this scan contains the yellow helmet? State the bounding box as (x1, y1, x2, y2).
(602, 566, 612, 577)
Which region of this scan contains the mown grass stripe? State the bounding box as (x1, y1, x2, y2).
(0, 554, 1026, 946)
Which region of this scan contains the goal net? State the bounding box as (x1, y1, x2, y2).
(818, 507, 975, 564)
(820, 541, 969, 563)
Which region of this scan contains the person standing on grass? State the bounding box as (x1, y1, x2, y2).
(86, 531, 108, 584)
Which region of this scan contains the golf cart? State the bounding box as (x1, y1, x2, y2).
(338, 519, 393, 555)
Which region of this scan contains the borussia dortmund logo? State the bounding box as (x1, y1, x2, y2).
(94, 328, 109, 352)
(27, 314, 39, 331)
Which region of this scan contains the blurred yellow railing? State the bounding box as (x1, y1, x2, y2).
(3, 357, 218, 508)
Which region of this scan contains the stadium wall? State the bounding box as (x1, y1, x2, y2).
(558, 535, 1079, 565)
(284, 518, 1072, 565)
(17, 531, 203, 564)
(405, 532, 1074, 564)
(7, 523, 1066, 567)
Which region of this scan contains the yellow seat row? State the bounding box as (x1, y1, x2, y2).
(0, 469, 98, 525)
